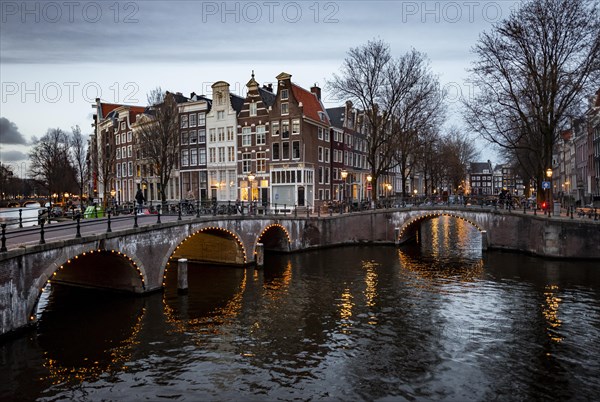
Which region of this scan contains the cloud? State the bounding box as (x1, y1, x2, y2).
(0, 118, 28, 144)
(0, 150, 27, 162)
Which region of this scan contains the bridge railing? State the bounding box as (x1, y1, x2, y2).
(1, 200, 599, 253)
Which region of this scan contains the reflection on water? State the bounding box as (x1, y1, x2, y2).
(1, 217, 600, 400)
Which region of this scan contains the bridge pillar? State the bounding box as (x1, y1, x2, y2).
(177, 258, 188, 293)
(394, 227, 400, 246)
(255, 243, 264, 268)
(481, 230, 488, 251)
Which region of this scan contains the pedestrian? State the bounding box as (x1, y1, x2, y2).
(135, 188, 145, 213)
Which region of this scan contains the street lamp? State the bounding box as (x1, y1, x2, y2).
(341, 169, 348, 202)
(386, 183, 392, 198)
(366, 174, 372, 202)
(546, 168, 553, 215)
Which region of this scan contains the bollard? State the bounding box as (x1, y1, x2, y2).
(1, 224, 7, 252)
(534, 207, 537, 215)
(133, 211, 138, 228)
(255, 243, 264, 268)
(107, 211, 112, 233)
(178, 204, 182, 221)
(157, 206, 161, 224)
(177, 258, 188, 293)
(394, 227, 400, 246)
(19, 209, 23, 228)
(76, 215, 81, 238)
(39, 220, 45, 245)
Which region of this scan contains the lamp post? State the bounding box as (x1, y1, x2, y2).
(247, 171, 255, 201)
(341, 169, 348, 203)
(386, 183, 392, 198)
(110, 188, 116, 208)
(367, 174, 372, 205)
(546, 168, 553, 215)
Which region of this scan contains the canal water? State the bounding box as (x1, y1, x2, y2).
(1, 216, 599, 401)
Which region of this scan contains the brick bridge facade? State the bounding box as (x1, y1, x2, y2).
(1, 207, 599, 337)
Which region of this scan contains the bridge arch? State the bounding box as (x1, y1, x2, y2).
(398, 211, 486, 243)
(168, 226, 248, 268)
(30, 248, 147, 323)
(255, 224, 291, 255)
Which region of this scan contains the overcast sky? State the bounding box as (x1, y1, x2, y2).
(1, 0, 521, 176)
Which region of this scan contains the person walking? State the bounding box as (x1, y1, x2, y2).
(135, 188, 145, 213)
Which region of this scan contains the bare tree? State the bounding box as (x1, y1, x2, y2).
(96, 124, 116, 207)
(135, 88, 180, 204)
(463, 0, 600, 202)
(329, 40, 437, 200)
(439, 128, 480, 193)
(29, 128, 77, 197)
(71, 125, 87, 205)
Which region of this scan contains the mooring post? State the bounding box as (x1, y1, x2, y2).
(394, 227, 400, 246)
(1, 224, 7, 252)
(75, 215, 81, 238)
(39, 220, 45, 245)
(255, 243, 264, 268)
(19, 209, 23, 228)
(106, 211, 112, 233)
(133, 211, 138, 228)
(177, 258, 188, 293)
(157, 205, 161, 224)
(481, 230, 488, 250)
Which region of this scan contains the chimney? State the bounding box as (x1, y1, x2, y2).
(262, 83, 273, 93)
(311, 84, 321, 100)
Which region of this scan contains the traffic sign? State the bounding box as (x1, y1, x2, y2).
(542, 181, 551, 190)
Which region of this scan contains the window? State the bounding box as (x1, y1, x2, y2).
(128, 162, 133, 176)
(318, 167, 323, 184)
(189, 113, 197, 127)
(318, 127, 323, 140)
(242, 153, 252, 173)
(199, 148, 206, 165)
(272, 121, 279, 136)
(281, 89, 289, 100)
(282, 142, 290, 159)
(189, 130, 197, 144)
(209, 128, 216, 142)
(198, 129, 206, 143)
(227, 126, 234, 141)
(324, 129, 329, 142)
(281, 103, 288, 115)
(122, 133, 126, 144)
(218, 147, 225, 163)
(292, 141, 300, 159)
(325, 167, 330, 184)
(318, 146, 323, 162)
(242, 127, 252, 147)
(190, 148, 198, 165)
(256, 125, 266, 145)
(181, 131, 189, 145)
(325, 148, 329, 163)
(198, 113, 206, 126)
(217, 110, 225, 120)
(292, 119, 300, 135)
(122, 162, 127, 177)
(116, 148, 121, 159)
(115, 133, 120, 145)
(250, 102, 257, 116)
(272, 143, 280, 160)
(116, 164, 121, 177)
(257, 151, 266, 173)
(282, 120, 290, 139)
(127, 145, 132, 158)
(127, 131, 132, 142)
(228, 146, 234, 162)
(122, 146, 127, 158)
(180, 115, 188, 128)
(218, 127, 225, 142)
(181, 150, 189, 167)
(120, 122, 125, 130)
(209, 148, 216, 163)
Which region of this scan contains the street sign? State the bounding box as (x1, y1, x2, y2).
(367, 184, 372, 191)
(542, 181, 551, 190)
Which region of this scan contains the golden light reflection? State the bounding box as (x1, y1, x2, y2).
(363, 260, 379, 308)
(262, 260, 292, 301)
(163, 267, 247, 341)
(41, 306, 145, 386)
(542, 284, 563, 343)
(338, 288, 354, 323)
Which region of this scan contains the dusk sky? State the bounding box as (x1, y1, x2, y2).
(1, 0, 521, 175)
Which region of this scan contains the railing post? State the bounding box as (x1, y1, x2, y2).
(196, 200, 200, 218)
(241, 200, 245, 216)
(1, 224, 7, 252)
(284, 204, 287, 216)
(157, 205, 162, 224)
(107, 211, 112, 233)
(39, 220, 45, 245)
(19, 209, 23, 228)
(75, 215, 81, 238)
(133, 211, 138, 228)
(228, 200, 231, 215)
(294, 204, 297, 217)
(178, 203, 182, 221)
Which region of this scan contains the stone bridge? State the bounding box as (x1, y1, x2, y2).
(1, 207, 599, 337)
